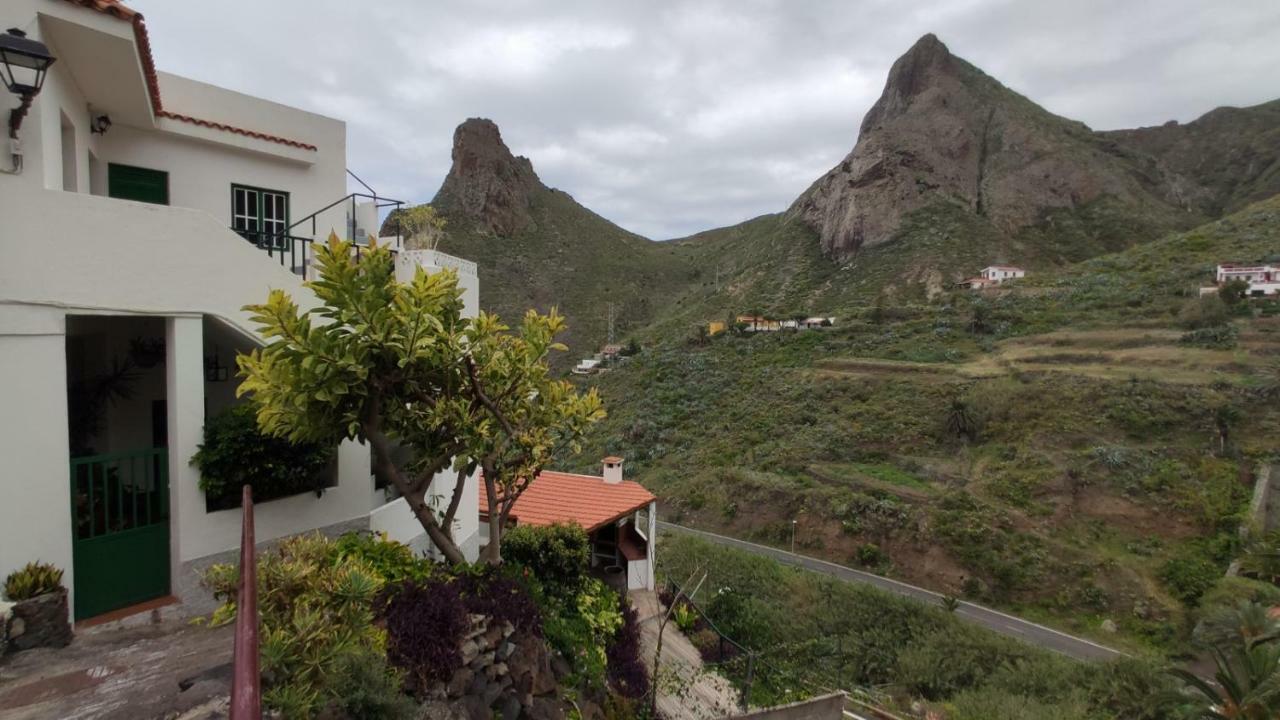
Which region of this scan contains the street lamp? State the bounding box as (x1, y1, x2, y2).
(790, 519, 798, 553)
(0, 27, 56, 173)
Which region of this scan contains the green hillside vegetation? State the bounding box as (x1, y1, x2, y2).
(574, 196, 1280, 654)
(658, 533, 1182, 719)
(429, 187, 698, 364)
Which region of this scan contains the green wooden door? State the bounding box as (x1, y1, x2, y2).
(69, 449, 171, 620)
(108, 164, 169, 205)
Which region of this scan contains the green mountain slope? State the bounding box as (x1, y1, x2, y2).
(573, 196, 1280, 655)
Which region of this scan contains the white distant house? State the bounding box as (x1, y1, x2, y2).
(960, 265, 1026, 290)
(1215, 263, 1280, 297)
(0, 0, 481, 622)
(573, 358, 602, 375)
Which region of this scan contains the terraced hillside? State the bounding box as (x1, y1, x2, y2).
(572, 196, 1280, 654)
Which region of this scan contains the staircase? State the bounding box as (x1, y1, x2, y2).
(235, 192, 405, 279)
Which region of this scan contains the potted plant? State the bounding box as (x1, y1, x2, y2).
(3, 561, 72, 653)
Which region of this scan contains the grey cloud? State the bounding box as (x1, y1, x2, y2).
(137, 0, 1280, 240)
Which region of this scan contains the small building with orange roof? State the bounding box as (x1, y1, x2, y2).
(480, 457, 658, 591)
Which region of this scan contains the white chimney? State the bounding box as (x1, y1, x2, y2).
(602, 456, 624, 484)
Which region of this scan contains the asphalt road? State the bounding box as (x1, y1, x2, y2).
(658, 521, 1124, 663)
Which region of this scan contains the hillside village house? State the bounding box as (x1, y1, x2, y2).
(479, 458, 658, 592)
(959, 264, 1026, 290)
(1215, 263, 1280, 296)
(0, 0, 485, 622)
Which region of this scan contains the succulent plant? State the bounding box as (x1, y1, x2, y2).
(4, 561, 65, 601)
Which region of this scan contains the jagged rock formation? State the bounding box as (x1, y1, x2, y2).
(789, 34, 1203, 261)
(435, 118, 542, 237)
(1102, 99, 1280, 216)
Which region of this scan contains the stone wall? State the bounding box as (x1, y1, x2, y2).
(2, 589, 73, 653)
(419, 614, 581, 720)
(726, 692, 847, 720)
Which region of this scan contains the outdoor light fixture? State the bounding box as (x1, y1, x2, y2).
(0, 27, 56, 173)
(90, 113, 111, 135)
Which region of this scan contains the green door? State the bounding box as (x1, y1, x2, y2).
(69, 449, 171, 620)
(108, 163, 169, 205)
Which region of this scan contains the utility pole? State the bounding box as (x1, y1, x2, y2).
(606, 302, 616, 345)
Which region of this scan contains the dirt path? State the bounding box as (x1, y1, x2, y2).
(632, 590, 741, 720)
(0, 620, 232, 720)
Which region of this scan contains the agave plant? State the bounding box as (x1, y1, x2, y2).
(3, 561, 64, 601)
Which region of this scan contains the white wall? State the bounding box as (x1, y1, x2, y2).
(0, 306, 74, 607)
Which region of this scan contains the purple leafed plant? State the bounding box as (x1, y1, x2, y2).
(606, 601, 649, 699)
(377, 579, 469, 689)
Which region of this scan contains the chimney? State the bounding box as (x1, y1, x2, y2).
(602, 456, 624, 484)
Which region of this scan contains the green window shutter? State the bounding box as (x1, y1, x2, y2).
(108, 164, 169, 205)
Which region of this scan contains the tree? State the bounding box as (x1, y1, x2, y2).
(398, 204, 448, 251)
(1172, 627, 1280, 719)
(969, 302, 992, 335)
(944, 398, 981, 443)
(237, 236, 604, 564)
(1221, 278, 1251, 308)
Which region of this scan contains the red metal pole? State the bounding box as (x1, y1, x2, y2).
(230, 484, 260, 719)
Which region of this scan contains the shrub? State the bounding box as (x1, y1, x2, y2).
(325, 646, 416, 720)
(203, 533, 389, 719)
(1180, 324, 1237, 349)
(1159, 554, 1220, 605)
(376, 578, 469, 692)
(453, 566, 543, 637)
(191, 403, 334, 509)
(3, 561, 65, 600)
(539, 577, 623, 689)
(332, 531, 430, 584)
(857, 543, 884, 567)
(1178, 295, 1228, 329)
(502, 522, 591, 594)
(606, 600, 649, 699)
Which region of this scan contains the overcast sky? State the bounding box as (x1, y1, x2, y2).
(135, 0, 1280, 240)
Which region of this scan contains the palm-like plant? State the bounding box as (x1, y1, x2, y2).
(944, 398, 980, 443)
(1173, 632, 1280, 719)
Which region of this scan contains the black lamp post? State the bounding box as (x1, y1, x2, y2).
(0, 27, 57, 139)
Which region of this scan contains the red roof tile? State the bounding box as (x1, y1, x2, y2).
(479, 470, 655, 533)
(61, 0, 318, 152)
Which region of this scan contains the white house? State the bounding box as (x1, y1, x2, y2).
(0, 0, 480, 622)
(1216, 264, 1280, 297)
(960, 265, 1026, 290)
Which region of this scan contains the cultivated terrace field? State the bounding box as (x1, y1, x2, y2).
(572, 196, 1280, 657)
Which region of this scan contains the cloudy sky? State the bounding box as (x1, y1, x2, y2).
(135, 0, 1280, 239)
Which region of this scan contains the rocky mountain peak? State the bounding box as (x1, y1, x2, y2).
(859, 33, 957, 134)
(789, 34, 1190, 262)
(434, 118, 543, 237)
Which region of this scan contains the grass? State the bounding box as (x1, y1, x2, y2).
(568, 196, 1280, 657)
(657, 533, 1182, 718)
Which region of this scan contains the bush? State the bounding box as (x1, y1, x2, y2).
(606, 600, 649, 699)
(4, 561, 65, 600)
(1178, 295, 1228, 329)
(191, 404, 334, 509)
(325, 646, 416, 720)
(1159, 554, 1220, 605)
(1180, 323, 1238, 349)
(502, 522, 591, 594)
(332, 531, 430, 585)
(539, 577, 623, 689)
(453, 566, 543, 637)
(203, 533, 389, 719)
(376, 578, 470, 693)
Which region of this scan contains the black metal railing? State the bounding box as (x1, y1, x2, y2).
(288, 191, 405, 249)
(235, 189, 406, 279)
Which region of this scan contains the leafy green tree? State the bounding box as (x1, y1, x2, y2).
(1221, 278, 1251, 308)
(237, 237, 604, 564)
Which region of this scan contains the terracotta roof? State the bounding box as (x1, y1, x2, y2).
(603, 456, 624, 464)
(61, 0, 318, 152)
(479, 470, 655, 533)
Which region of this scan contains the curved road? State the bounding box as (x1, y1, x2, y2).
(658, 521, 1124, 663)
